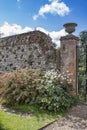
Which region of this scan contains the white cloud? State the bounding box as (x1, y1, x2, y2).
(36, 27, 49, 34)
(33, 0, 70, 20)
(17, 0, 21, 2)
(49, 29, 67, 47)
(0, 22, 33, 37)
(33, 15, 39, 21)
(0, 22, 67, 48)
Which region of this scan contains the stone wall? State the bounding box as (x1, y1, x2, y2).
(0, 31, 56, 72)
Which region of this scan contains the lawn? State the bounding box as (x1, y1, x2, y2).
(0, 105, 65, 130)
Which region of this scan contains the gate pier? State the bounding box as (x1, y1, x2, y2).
(60, 23, 79, 96)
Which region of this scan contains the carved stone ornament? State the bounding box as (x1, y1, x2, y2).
(63, 23, 77, 34)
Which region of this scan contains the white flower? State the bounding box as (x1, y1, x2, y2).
(58, 74, 61, 78)
(66, 70, 69, 73)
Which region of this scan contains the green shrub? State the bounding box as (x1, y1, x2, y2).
(34, 70, 75, 111)
(0, 69, 75, 111)
(0, 69, 43, 105)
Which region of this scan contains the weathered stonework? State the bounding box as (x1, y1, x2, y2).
(60, 34, 79, 95)
(0, 31, 56, 72)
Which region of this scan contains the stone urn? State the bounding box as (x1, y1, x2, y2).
(63, 23, 77, 34)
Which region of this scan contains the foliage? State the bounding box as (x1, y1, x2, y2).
(78, 30, 87, 100)
(0, 69, 75, 112)
(79, 31, 87, 45)
(0, 122, 6, 130)
(0, 69, 43, 105)
(33, 70, 75, 111)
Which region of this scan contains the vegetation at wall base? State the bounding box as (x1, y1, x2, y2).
(0, 69, 76, 112)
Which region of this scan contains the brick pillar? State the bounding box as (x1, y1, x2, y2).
(60, 34, 79, 96)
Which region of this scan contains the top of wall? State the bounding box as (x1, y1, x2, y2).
(0, 30, 56, 71)
(0, 30, 53, 47)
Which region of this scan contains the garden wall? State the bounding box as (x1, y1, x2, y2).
(0, 31, 56, 72)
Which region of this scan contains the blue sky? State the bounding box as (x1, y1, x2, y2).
(0, 0, 87, 46)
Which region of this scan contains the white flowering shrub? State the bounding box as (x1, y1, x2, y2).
(34, 70, 75, 111)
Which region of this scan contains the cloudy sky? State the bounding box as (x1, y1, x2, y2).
(0, 0, 87, 46)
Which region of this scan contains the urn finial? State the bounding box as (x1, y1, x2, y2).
(63, 23, 77, 34)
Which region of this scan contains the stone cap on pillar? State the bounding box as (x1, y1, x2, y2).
(60, 34, 79, 41)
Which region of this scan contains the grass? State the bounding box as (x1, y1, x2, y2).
(0, 104, 65, 130)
